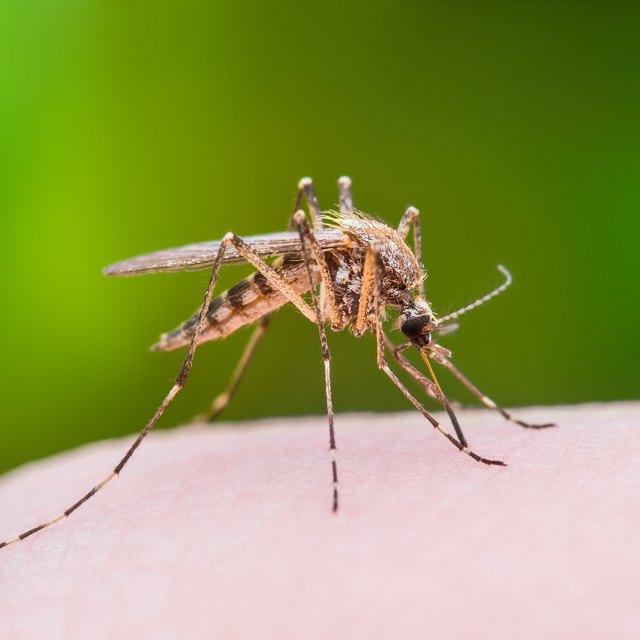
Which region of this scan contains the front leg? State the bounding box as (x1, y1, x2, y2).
(364, 242, 505, 466)
(353, 242, 379, 337)
(385, 337, 470, 449)
(441, 358, 557, 430)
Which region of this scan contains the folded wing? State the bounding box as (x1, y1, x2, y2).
(103, 230, 348, 277)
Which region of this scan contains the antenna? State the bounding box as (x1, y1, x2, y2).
(436, 265, 512, 324)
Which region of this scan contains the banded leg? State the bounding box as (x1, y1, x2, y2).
(442, 359, 557, 430)
(195, 314, 272, 423)
(397, 206, 424, 298)
(0, 234, 233, 550)
(294, 211, 340, 512)
(382, 334, 439, 402)
(361, 243, 505, 467)
(386, 338, 470, 449)
(338, 176, 354, 213)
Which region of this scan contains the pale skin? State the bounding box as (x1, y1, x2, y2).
(3, 178, 636, 638)
(0, 176, 553, 547)
(0, 403, 638, 640)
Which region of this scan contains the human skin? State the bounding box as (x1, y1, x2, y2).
(1, 402, 638, 640)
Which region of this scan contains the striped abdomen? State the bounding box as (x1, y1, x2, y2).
(152, 254, 320, 352)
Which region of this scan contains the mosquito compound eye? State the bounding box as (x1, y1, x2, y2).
(401, 315, 432, 347)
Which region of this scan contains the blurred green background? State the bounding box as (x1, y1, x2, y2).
(1, 1, 638, 474)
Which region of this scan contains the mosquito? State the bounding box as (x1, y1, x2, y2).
(0, 176, 555, 549)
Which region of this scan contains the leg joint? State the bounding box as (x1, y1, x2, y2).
(292, 209, 308, 227)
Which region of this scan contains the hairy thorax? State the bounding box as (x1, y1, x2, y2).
(324, 213, 424, 332)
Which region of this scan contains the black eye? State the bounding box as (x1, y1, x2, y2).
(401, 315, 432, 347)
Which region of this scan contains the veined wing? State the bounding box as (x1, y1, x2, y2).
(103, 229, 349, 277)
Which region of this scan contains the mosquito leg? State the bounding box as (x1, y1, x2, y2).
(224, 233, 317, 323)
(193, 314, 272, 423)
(442, 359, 557, 430)
(382, 362, 505, 465)
(293, 177, 323, 229)
(384, 338, 470, 448)
(353, 241, 378, 336)
(293, 211, 340, 512)
(365, 244, 505, 467)
(290, 210, 343, 330)
(382, 334, 439, 402)
(211, 230, 341, 331)
(338, 176, 354, 213)
(397, 206, 424, 298)
(0, 234, 233, 550)
(292, 179, 347, 328)
(397, 205, 420, 240)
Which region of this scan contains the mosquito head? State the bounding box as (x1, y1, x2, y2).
(399, 300, 435, 348)
(400, 265, 513, 347)
(401, 315, 433, 347)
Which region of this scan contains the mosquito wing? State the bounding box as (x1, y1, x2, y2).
(103, 229, 349, 277)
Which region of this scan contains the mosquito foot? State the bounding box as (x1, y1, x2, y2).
(461, 446, 507, 466)
(514, 420, 557, 430)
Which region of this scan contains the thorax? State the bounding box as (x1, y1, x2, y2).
(324, 218, 423, 331)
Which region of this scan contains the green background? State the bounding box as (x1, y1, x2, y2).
(1, 1, 638, 474)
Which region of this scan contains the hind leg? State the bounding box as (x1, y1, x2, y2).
(194, 314, 272, 423)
